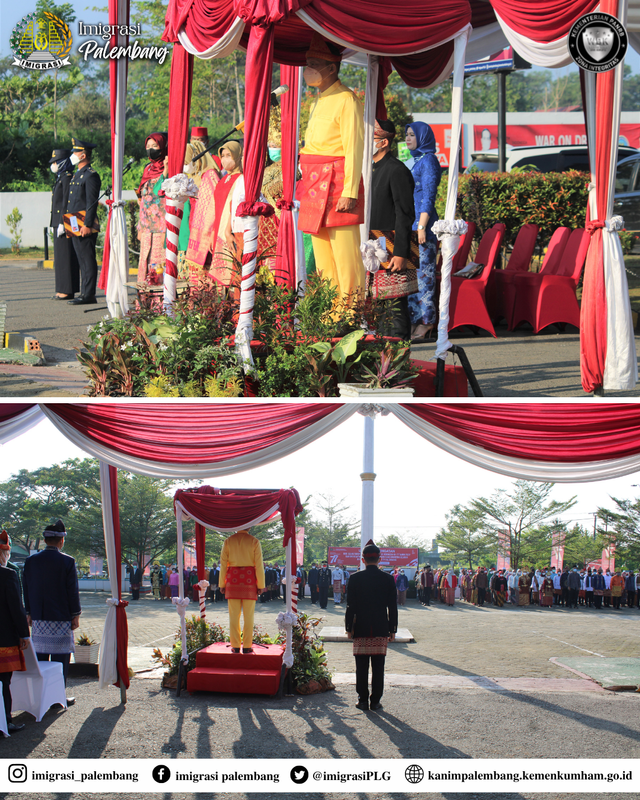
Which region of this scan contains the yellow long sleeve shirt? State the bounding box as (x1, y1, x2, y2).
(219, 531, 265, 590)
(301, 80, 364, 199)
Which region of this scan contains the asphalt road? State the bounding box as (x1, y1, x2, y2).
(1, 261, 639, 398)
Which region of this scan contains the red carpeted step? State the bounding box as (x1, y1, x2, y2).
(187, 666, 282, 695)
(195, 642, 284, 670)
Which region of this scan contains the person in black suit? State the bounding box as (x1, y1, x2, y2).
(308, 563, 319, 605)
(318, 561, 332, 609)
(66, 137, 101, 305)
(49, 148, 80, 300)
(345, 540, 398, 712)
(130, 563, 143, 600)
(23, 520, 81, 699)
(208, 563, 220, 603)
(0, 530, 29, 734)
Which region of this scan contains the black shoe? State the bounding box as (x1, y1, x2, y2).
(8, 721, 25, 731)
(242, 648, 253, 654)
(370, 701, 383, 711)
(68, 296, 97, 305)
(355, 701, 369, 711)
(52, 294, 74, 300)
(66, 697, 75, 706)
(232, 647, 241, 653)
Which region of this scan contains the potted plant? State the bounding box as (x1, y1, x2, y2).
(74, 632, 100, 664)
(338, 341, 416, 397)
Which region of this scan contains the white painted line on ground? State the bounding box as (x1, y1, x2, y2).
(531, 630, 603, 657)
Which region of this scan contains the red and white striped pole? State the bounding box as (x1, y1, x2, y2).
(162, 175, 198, 315)
(235, 214, 259, 368)
(197, 580, 209, 621)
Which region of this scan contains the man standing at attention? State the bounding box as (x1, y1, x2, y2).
(298, 33, 365, 303)
(219, 529, 265, 654)
(345, 540, 397, 711)
(23, 520, 80, 703)
(66, 138, 101, 306)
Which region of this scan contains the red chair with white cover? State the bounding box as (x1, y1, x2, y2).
(508, 226, 571, 331)
(526, 227, 590, 333)
(448, 223, 505, 337)
(490, 223, 539, 322)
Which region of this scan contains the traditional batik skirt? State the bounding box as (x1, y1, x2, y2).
(0, 646, 25, 673)
(31, 620, 74, 654)
(518, 588, 529, 605)
(353, 637, 388, 656)
(445, 587, 455, 605)
(494, 590, 506, 607)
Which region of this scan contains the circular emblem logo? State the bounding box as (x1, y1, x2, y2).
(569, 12, 627, 73)
(405, 764, 425, 784)
(10, 11, 72, 71)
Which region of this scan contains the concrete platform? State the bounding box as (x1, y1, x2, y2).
(553, 656, 640, 690)
(320, 626, 414, 643)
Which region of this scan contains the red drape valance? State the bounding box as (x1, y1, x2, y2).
(488, 0, 598, 42)
(400, 403, 640, 463)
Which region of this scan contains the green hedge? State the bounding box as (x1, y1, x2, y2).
(435, 170, 590, 248)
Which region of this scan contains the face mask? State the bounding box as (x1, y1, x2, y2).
(268, 147, 281, 162)
(70, 153, 81, 165)
(303, 64, 330, 87)
(147, 148, 163, 160)
(50, 163, 59, 174)
(183, 163, 195, 174)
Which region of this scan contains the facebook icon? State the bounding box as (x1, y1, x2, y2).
(152, 765, 171, 783)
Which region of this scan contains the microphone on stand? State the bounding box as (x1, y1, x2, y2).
(191, 85, 290, 163)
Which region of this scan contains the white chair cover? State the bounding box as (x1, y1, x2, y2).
(10, 640, 67, 722)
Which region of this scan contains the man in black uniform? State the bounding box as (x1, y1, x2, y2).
(345, 540, 397, 711)
(49, 148, 80, 300)
(66, 138, 101, 305)
(369, 119, 415, 338)
(308, 563, 319, 605)
(23, 521, 81, 700)
(318, 561, 332, 609)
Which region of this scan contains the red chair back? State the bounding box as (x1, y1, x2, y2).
(475, 225, 505, 281)
(452, 221, 476, 270)
(505, 223, 539, 272)
(553, 228, 589, 279)
(539, 227, 571, 275)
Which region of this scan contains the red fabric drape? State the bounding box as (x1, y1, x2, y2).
(0, 404, 33, 423)
(236, 24, 276, 218)
(375, 57, 392, 120)
(46, 403, 346, 464)
(488, 0, 598, 42)
(401, 403, 640, 462)
(167, 43, 194, 179)
(195, 522, 207, 581)
(273, 63, 300, 286)
(175, 487, 303, 545)
(109, 466, 130, 690)
(579, 0, 618, 393)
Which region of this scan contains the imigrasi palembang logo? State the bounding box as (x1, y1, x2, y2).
(11, 11, 72, 70)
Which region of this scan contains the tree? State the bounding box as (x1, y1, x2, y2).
(469, 481, 577, 570)
(301, 494, 360, 564)
(596, 496, 640, 568)
(437, 504, 492, 568)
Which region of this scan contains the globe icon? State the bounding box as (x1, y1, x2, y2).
(405, 764, 424, 784)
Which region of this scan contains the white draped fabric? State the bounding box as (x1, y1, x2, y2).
(175, 500, 281, 532)
(97, 462, 119, 688)
(434, 30, 470, 361)
(388, 405, 640, 482)
(106, 0, 130, 318)
(0, 406, 43, 444)
(177, 16, 245, 59)
(493, 12, 575, 68)
(38, 404, 358, 478)
(360, 54, 379, 240)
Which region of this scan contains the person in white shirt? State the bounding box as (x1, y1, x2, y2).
(332, 565, 345, 605)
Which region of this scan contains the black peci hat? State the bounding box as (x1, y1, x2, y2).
(43, 519, 66, 538)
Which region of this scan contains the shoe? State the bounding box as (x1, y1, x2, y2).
(355, 701, 369, 711)
(66, 697, 75, 706)
(232, 647, 241, 653)
(370, 701, 383, 711)
(52, 294, 74, 300)
(242, 648, 253, 654)
(8, 721, 25, 731)
(68, 296, 97, 305)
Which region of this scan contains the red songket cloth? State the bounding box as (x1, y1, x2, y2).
(0, 646, 25, 672)
(224, 566, 258, 600)
(297, 155, 364, 234)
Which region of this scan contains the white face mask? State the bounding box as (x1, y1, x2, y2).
(70, 153, 82, 165)
(50, 163, 59, 174)
(183, 163, 195, 174)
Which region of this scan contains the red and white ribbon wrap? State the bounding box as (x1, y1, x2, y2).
(162, 174, 198, 315)
(197, 579, 209, 621)
(235, 213, 260, 368)
(290, 582, 298, 614)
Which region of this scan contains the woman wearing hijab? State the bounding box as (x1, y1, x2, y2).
(539, 572, 554, 607)
(518, 569, 530, 605)
(444, 569, 457, 606)
(136, 132, 168, 283)
(404, 122, 442, 342)
(177, 141, 219, 279)
(493, 570, 508, 607)
(49, 148, 80, 300)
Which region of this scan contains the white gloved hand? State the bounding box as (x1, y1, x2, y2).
(57, 223, 65, 237)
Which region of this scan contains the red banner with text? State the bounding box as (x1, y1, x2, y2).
(327, 547, 419, 568)
(473, 124, 640, 151)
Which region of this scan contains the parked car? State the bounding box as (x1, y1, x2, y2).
(613, 153, 640, 231)
(466, 144, 639, 174)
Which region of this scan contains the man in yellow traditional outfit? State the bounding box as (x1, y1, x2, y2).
(298, 33, 365, 302)
(219, 529, 265, 653)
